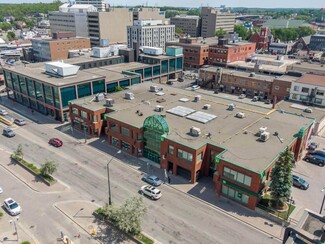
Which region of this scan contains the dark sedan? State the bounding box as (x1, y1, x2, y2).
(49, 138, 63, 147)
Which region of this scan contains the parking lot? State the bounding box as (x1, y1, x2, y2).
(291, 135, 325, 217)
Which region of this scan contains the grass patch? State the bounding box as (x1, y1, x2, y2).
(136, 233, 154, 244)
(0, 211, 3, 217)
(277, 204, 296, 219)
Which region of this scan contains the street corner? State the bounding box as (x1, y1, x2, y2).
(54, 200, 102, 236)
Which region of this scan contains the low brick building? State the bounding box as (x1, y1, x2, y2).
(69, 82, 314, 210)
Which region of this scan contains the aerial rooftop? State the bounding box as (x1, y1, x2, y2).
(71, 83, 312, 173)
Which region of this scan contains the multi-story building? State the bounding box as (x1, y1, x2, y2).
(249, 27, 273, 50)
(268, 42, 292, 55)
(208, 40, 256, 66)
(170, 15, 201, 37)
(75, 0, 105, 11)
(289, 74, 325, 106)
(69, 82, 313, 210)
(199, 66, 297, 101)
(127, 20, 175, 50)
(308, 34, 325, 51)
(2, 47, 183, 121)
(31, 33, 91, 62)
(132, 7, 166, 21)
(87, 8, 133, 47)
(166, 37, 218, 69)
(49, 3, 97, 38)
(201, 7, 235, 38)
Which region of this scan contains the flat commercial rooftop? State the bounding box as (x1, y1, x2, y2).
(71, 83, 312, 173)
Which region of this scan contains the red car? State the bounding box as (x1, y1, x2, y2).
(49, 138, 63, 147)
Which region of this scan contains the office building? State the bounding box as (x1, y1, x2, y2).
(31, 33, 91, 62)
(75, 0, 105, 11)
(69, 82, 313, 210)
(87, 8, 133, 47)
(170, 15, 201, 37)
(49, 3, 97, 38)
(127, 20, 175, 50)
(201, 7, 235, 38)
(308, 34, 325, 51)
(2, 47, 183, 121)
(132, 7, 166, 21)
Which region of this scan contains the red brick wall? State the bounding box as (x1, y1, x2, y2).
(270, 79, 291, 101)
(49, 38, 91, 61)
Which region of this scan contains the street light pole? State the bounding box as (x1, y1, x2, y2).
(107, 150, 121, 205)
(320, 187, 325, 214)
(9, 217, 19, 241)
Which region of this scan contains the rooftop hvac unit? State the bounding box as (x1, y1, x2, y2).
(105, 98, 114, 107)
(155, 105, 164, 112)
(259, 126, 267, 135)
(203, 104, 211, 110)
(150, 85, 158, 92)
(190, 126, 201, 137)
(95, 93, 105, 102)
(260, 132, 270, 142)
(236, 112, 245, 118)
(125, 92, 135, 100)
(194, 95, 201, 102)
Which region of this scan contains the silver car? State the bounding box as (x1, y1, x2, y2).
(0, 109, 8, 116)
(4, 198, 21, 216)
(14, 118, 26, 126)
(140, 185, 162, 200)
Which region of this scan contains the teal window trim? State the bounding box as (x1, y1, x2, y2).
(222, 179, 259, 198)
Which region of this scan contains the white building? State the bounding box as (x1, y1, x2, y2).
(49, 3, 97, 38)
(127, 19, 175, 50)
(290, 74, 325, 106)
(75, 0, 105, 11)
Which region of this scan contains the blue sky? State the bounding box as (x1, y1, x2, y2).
(1, 0, 324, 8)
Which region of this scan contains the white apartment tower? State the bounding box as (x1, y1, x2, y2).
(75, 0, 105, 11)
(127, 20, 175, 50)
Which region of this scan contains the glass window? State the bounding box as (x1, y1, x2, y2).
(223, 167, 251, 187)
(119, 79, 130, 88)
(110, 122, 118, 131)
(131, 77, 140, 85)
(72, 107, 78, 115)
(53, 87, 60, 108)
(4, 71, 13, 88)
(77, 82, 91, 98)
(93, 115, 98, 122)
(18, 76, 27, 94)
(43, 84, 53, 105)
(301, 87, 309, 93)
(26, 79, 35, 97)
(121, 141, 130, 151)
(111, 136, 119, 147)
(221, 185, 249, 205)
(81, 110, 87, 119)
(134, 69, 143, 78)
(176, 57, 183, 70)
(153, 66, 160, 76)
(144, 67, 152, 78)
(237, 172, 245, 184)
(34, 81, 43, 101)
(168, 145, 174, 155)
(300, 95, 308, 101)
(292, 94, 298, 100)
(92, 80, 105, 94)
(121, 126, 129, 137)
(137, 133, 143, 140)
(197, 153, 203, 162)
(244, 176, 252, 186)
(316, 90, 324, 96)
(30, 99, 37, 109)
(60, 86, 76, 107)
(177, 149, 193, 162)
(106, 82, 118, 93)
(315, 98, 322, 104)
(169, 58, 176, 72)
(294, 86, 299, 92)
(161, 60, 168, 74)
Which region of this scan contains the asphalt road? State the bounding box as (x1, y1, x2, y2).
(0, 106, 279, 244)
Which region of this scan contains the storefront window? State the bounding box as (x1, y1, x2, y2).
(106, 82, 118, 93)
(34, 81, 43, 101)
(131, 77, 140, 85)
(176, 57, 183, 70)
(18, 76, 27, 94)
(11, 73, 20, 91)
(3, 71, 13, 88)
(169, 59, 176, 72)
(121, 141, 130, 152)
(53, 87, 60, 108)
(26, 79, 35, 97)
(92, 80, 105, 94)
(44, 84, 53, 105)
(77, 82, 91, 98)
(153, 66, 160, 76)
(144, 67, 152, 78)
(222, 185, 249, 204)
(119, 80, 130, 88)
(161, 60, 168, 74)
(111, 136, 119, 147)
(134, 69, 143, 78)
(60, 86, 76, 107)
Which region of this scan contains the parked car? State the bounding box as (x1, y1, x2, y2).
(142, 175, 162, 186)
(292, 175, 309, 190)
(0, 187, 3, 194)
(3, 128, 15, 137)
(307, 142, 318, 151)
(191, 85, 200, 91)
(14, 118, 26, 126)
(49, 138, 63, 147)
(140, 185, 162, 200)
(307, 150, 325, 158)
(4, 198, 21, 216)
(0, 109, 8, 115)
(264, 99, 272, 104)
(252, 96, 259, 102)
(239, 94, 246, 99)
(304, 154, 325, 167)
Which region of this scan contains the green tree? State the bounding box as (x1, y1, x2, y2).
(269, 148, 294, 209)
(215, 28, 227, 37)
(175, 27, 184, 35)
(187, 9, 200, 16)
(115, 86, 124, 92)
(7, 31, 15, 41)
(40, 160, 58, 177)
(234, 24, 249, 39)
(104, 196, 146, 235)
(13, 144, 23, 160)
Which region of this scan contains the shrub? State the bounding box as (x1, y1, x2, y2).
(21, 241, 31, 244)
(0, 211, 3, 217)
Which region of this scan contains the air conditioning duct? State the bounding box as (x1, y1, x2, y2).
(190, 126, 201, 137)
(125, 92, 135, 100)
